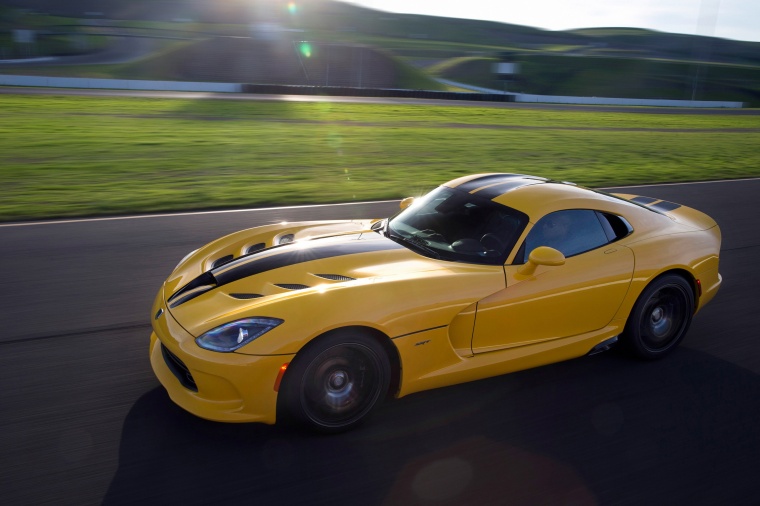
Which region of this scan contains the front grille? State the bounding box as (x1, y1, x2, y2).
(161, 344, 198, 392)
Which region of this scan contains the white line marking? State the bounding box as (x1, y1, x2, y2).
(0, 200, 400, 228)
(600, 176, 760, 189)
(2, 177, 759, 228)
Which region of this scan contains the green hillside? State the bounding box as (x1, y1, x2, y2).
(2, 0, 759, 104)
(432, 55, 760, 104)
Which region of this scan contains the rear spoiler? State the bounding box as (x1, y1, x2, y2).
(611, 193, 718, 231)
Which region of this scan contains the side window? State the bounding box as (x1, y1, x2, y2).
(597, 212, 633, 242)
(521, 209, 609, 262)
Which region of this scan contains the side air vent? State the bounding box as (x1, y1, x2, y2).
(229, 293, 264, 299)
(315, 274, 356, 282)
(246, 243, 266, 254)
(211, 255, 234, 269)
(275, 284, 309, 290)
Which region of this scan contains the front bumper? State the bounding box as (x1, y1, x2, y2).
(150, 290, 294, 424)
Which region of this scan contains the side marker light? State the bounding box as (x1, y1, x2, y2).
(273, 363, 289, 392)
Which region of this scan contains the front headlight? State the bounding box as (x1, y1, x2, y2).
(195, 318, 284, 352)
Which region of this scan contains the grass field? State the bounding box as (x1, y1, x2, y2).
(1, 93, 759, 222)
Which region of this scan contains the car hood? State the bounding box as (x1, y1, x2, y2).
(164, 222, 505, 345)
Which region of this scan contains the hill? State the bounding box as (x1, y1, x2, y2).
(2, 0, 759, 104)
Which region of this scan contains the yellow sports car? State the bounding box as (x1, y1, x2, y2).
(150, 174, 721, 432)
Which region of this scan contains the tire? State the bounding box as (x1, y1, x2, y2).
(280, 330, 390, 433)
(622, 274, 695, 360)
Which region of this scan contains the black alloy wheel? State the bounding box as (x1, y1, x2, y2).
(281, 331, 390, 432)
(623, 274, 694, 360)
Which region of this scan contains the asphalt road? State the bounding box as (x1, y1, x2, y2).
(1, 180, 758, 506)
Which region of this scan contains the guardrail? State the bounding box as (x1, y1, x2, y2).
(516, 93, 743, 108)
(241, 84, 514, 102)
(0, 74, 744, 107)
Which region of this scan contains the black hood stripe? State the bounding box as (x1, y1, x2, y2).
(213, 237, 403, 287)
(169, 237, 404, 306)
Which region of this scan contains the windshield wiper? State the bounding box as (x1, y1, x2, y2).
(387, 231, 441, 259)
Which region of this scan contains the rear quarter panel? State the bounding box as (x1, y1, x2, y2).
(613, 225, 721, 321)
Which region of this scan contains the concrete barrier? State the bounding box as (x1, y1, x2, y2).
(0, 75, 241, 93)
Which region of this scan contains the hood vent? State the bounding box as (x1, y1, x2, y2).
(246, 243, 266, 254)
(211, 255, 234, 269)
(229, 293, 264, 299)
(315, 274, 356, 282)
(275, 284, 310, 290)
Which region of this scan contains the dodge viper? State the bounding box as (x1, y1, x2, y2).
(150, 174, 721, 432)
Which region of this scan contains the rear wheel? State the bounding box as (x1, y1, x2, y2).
(623, 274, 694, 360)
(281, 331, 390, 433)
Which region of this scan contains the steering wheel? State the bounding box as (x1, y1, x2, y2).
(480, 233, 506, 252)
(419, 229, 447, 242)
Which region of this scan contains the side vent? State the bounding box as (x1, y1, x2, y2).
(211, 255, 234, 269)
(229, 293, 264, 300)
(275, 284, 310, 290)
(315, 274, 356, 282)
(246, 243, 266, 254)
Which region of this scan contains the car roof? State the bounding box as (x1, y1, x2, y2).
(444, 173, 629, 220)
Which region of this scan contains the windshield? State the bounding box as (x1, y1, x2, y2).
(386, 186, 529, 265)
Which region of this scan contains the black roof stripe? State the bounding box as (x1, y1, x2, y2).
(471, 179, 543, 200)
(650, 200, 682, 212)
(455, 174, 530, 193)
(631, 196, 659, 205)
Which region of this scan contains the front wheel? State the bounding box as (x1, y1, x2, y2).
(280, 331, 390, 433)
(622, 274, 695, 360)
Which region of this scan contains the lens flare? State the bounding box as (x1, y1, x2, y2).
(287, 2, 297, 15)
(299, 42, 312, 58)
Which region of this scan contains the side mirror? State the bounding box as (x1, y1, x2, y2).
(399, 197, 415, 210)
(517, 246, 565, 276)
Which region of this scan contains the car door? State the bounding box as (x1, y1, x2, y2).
(471, 209, 634, 354)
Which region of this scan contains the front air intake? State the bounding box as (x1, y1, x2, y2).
(161, 344, 198, 392)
